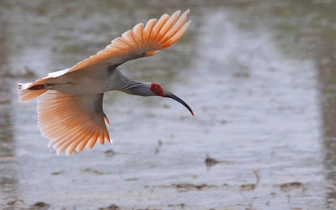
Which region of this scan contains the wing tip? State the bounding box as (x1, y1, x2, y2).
(185, 20, 192, 28)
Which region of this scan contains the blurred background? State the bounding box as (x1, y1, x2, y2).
(1, 0, 336, 209)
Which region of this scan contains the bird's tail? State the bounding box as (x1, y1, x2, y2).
(18, 83, 47, 103)
(18, 77, 52, 102)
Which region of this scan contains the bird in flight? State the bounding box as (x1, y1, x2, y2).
(18, 10, 194, 156)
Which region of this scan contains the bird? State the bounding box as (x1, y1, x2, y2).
(18, 10, 194, 156)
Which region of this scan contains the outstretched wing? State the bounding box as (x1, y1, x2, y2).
(37, 91, 111, 155)
(67, 9, 191, 73)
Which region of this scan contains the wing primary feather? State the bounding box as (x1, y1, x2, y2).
(42, 118, 81, 148)
(52, 125, 83, 150)
(164, 20, 192, 48)
(148, 14, 169, 46)
(44, 127, 81, 149)
(66, 125, 95, 155)
(132, 23, 144, 48)
(140, 23, 144, 48)
(76, 128, 99, 152)
(39, 112, 81, 131)
(166, 20, 191, 47)
(99, 128, 105, 144)
(86, 135, 98, 149)
(143, 19, 157, 47)
(56, 126, 90, 155)
(121, 30, 138, 49)
(42, 122, 77, 141)
(71, 125, 96, 153)
(39, 114, 81, 141)
(86, 127, 107, 148)
(158, 10, 180, 36)
(101, 128, 110, 144)
(44, 117, 82, 146)
(54, 123, 91, 153)
(103, 115, 110, 126)
(64, 123, 96, 155)
(87, 128, 107, 148)
(110, 38, 130, 50)
(163, 9, 190, 41)
(153, 14, 169, 34)
(130, 30, 140, 49)
(150, 10, 190, 49)
(114, 37, 135, 50)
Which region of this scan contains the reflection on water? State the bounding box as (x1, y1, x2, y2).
(258, 1, 336, 208)
(0, 84, 17, 207)
(0, 5, 17, 207)
(1, 0, 336, 209)
(317, 25, 336, 208)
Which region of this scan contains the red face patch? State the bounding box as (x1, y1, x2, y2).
(150, 82, 164, 97)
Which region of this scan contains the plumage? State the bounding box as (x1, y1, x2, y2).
(66, 9, 190, 74)
(18, 10, 192, 155)
(37, 91, 110, 155)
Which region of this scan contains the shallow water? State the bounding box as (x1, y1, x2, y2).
(1, 1, 336, 209)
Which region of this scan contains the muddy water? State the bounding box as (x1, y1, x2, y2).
(1, 1, 336, 209)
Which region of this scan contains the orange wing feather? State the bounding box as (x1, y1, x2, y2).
(37, 91, 111, 155)
(67, 9, 191, 72)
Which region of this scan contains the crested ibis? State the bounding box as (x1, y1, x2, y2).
(18, 10, 194, 155)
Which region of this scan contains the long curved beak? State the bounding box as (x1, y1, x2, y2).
(165, 91, 194, 116)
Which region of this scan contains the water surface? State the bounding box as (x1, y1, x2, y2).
(1, 1, 336, 209)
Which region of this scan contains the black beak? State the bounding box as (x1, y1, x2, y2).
(165, 91, 194, 116)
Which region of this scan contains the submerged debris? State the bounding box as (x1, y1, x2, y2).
(205, 154, 219, 167)
(7, 198, 24, 206)
(205, 154, 233, 170)
(104, 149, 116, 157)
(155, 139, 163, 154)
(156, 183, 221, 192)
(240, 170, 260, 191)
(173, 183, 216, 191)
(51, 170, 65, 175)
(279, 182, 303, 191)
(81, 168, 104, 175)
(145, 183, 230, 192)
(98, 204, 120, 210)
(123, 178, 137, 181)
(240, 183, 256, 191)
(167, 203, 186, 208)
(31, 201, 50, 209)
